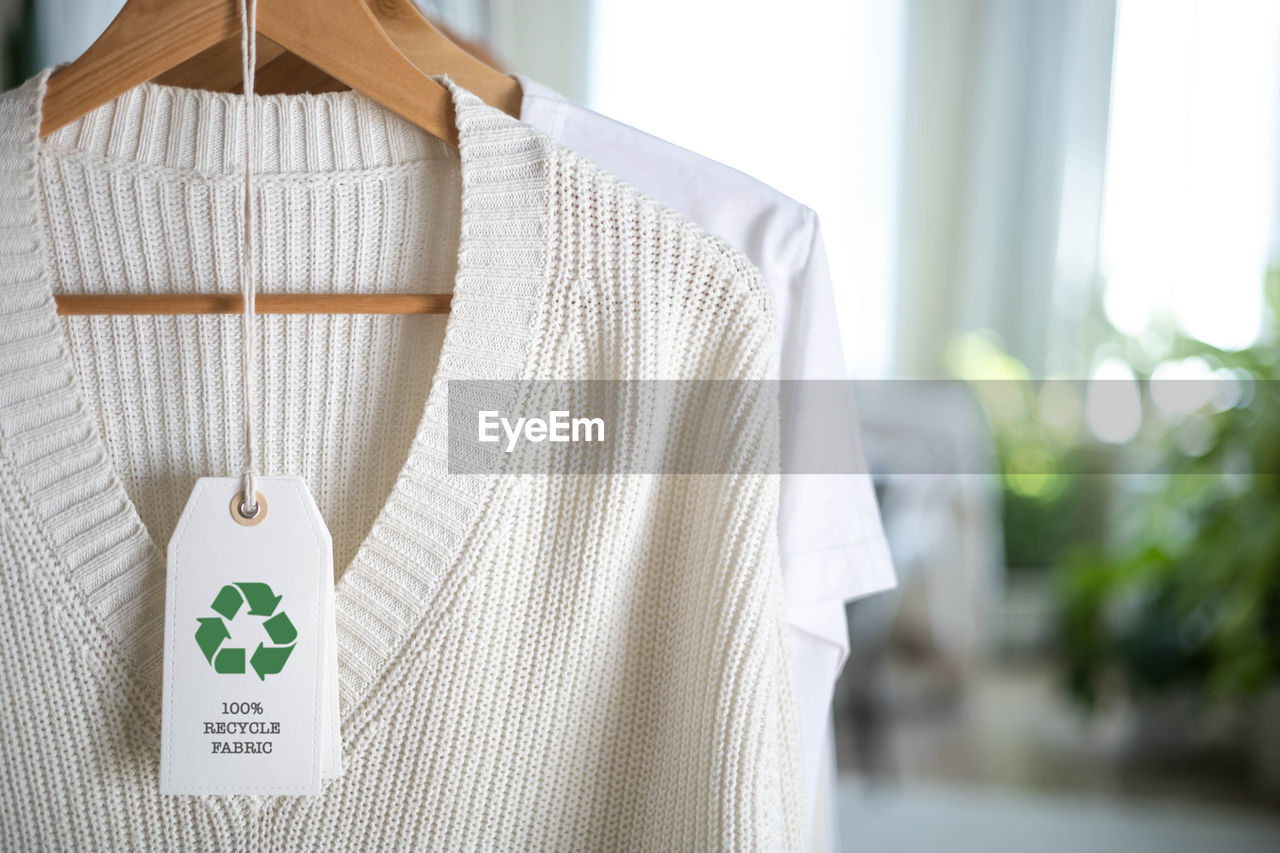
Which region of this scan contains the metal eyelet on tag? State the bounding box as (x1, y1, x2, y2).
(231, 490, 268, 526)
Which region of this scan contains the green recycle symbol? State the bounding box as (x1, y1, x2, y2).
(195, 582, 296, 680)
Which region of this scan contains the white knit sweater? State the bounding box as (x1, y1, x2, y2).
(0, 69, 803, 850)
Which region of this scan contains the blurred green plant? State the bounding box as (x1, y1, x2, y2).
(946, 333, 1104, 571)
(1057, 271, 1280, 707)
(951, 270, 1280, 708)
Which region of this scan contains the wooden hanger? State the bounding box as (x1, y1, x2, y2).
(159, 1, 522, 116)
(44, 0, 459, 317)
(374, 2, 520, 115)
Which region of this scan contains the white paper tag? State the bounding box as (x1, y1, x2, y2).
(160, 476, 337, 795)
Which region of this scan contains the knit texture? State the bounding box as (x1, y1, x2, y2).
(0, 69, 803, 850)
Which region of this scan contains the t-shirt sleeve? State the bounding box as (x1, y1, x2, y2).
(776, 210, 896, 629)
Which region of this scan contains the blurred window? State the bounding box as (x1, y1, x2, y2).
(587, 0, 905, 377)
(1099, 0, 1280, 351)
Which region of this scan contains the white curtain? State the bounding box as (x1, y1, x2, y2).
(29, 0, 121, 70)
(893, 0, 1117, 378)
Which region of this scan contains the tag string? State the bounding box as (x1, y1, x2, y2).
(239, 0, 260, 515)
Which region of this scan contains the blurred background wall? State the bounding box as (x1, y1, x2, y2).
(7, 2, 1280, 851)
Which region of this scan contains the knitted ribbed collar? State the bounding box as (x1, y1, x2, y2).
(0, 69, 547, 744)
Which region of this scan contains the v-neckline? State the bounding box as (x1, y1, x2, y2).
(0, 68, 549, 721)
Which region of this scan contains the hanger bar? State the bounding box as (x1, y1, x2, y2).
(53, 293, 453, 316)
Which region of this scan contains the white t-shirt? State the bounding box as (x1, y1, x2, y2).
(514, 74, 897, 850)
